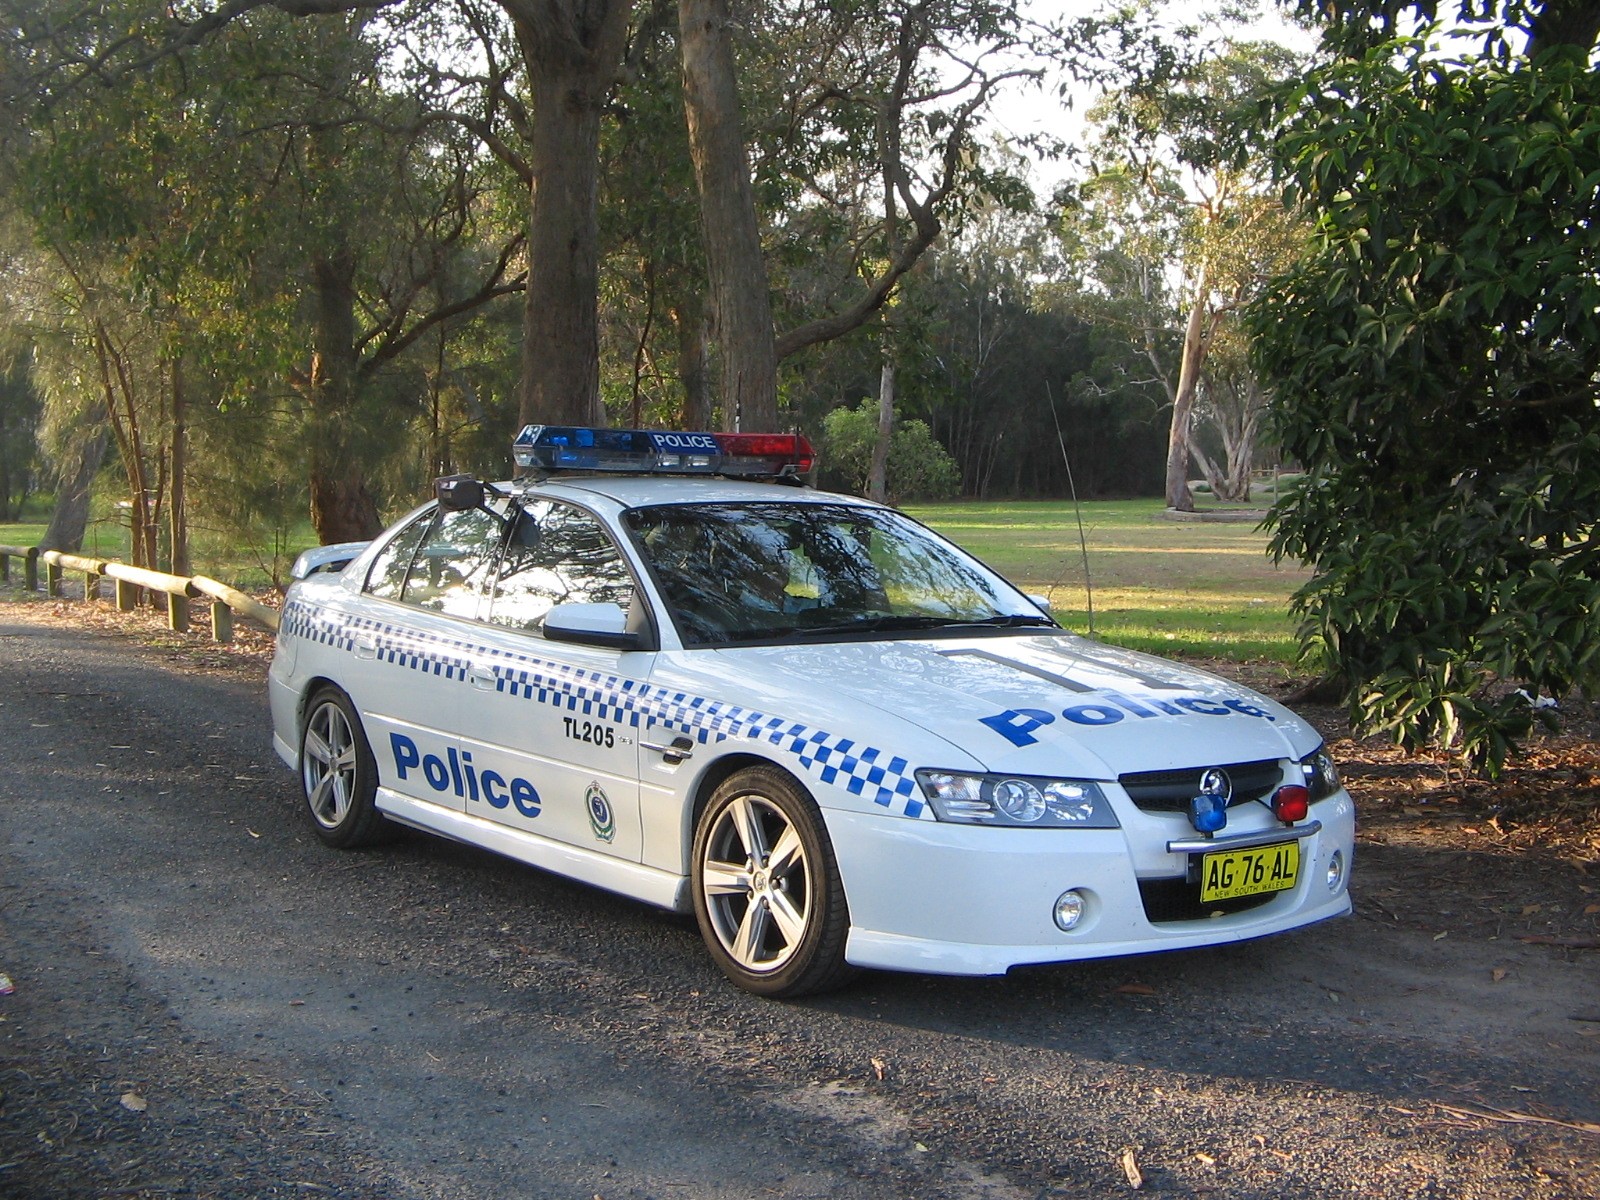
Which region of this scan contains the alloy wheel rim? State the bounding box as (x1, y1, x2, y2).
(302, 702, 357, 829)
(700, 795, 812, 973)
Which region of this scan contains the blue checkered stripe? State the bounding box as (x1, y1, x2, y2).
(283, 600, 474, 682)
(285, 601, 926, 818)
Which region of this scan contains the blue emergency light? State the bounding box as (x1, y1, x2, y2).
(1188, 791, 1229, 835)
(513, 425, 814, 479)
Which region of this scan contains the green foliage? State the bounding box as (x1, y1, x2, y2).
(820, 399, 960, 501)
(1249, 36, 1600, 773)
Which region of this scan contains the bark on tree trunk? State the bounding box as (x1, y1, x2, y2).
(169, 353, 189, 578)
(514, 2, 631, 428)
(674, 297, 714, 429)
(868, 356, 893, 504)
(307, 250, 382, 545)
(1165, 269, 1211, 512)
(678, 0, 778, 431)
(39, 426, 108, 554)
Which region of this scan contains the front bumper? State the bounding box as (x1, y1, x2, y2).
(828, 791, 1355, 976)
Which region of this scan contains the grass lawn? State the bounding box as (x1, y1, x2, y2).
(904, 498, 1310, 665)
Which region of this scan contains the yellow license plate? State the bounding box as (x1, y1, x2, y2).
(1199, 842, 1300, 903)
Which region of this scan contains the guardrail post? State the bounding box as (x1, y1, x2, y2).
(115, 578, 137, 610)
(45, 560, 61, 597)
(0, 552, 8, 583)
(210, 599, 233, 643)
(85, 568, 101, 602)
(24, 548, 37, 593)
(167, 591, 189, 632)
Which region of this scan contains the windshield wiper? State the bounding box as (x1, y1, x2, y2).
(786, 613, 1057, 639)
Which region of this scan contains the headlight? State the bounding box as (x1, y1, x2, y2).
(1299, 746, 1341, 801)
(915, 771, 1119, 827)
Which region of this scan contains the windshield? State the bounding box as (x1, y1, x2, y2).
(623, 501, 1056, 647)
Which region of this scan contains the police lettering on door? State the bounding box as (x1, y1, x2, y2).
(389, 732, 541, 817)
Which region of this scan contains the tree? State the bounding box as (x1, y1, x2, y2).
(1248, 1, 1600, 772)
(1061, 38, 1304, 509)
(678, 0, 1044, 430)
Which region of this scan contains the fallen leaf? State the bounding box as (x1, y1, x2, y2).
(1492, 968, 1508, 983)
(1120, 1147, 1144, 1190)
(871, 1057, 887, 1081)
(120, 1092, 147, 1113)
(1433, 931, 1449, 941)
(1584, 904, 1599, 915)
(914, 1142, 929, 1153)
(1521, 904, 1542, 916)
(1116, 982, 1156, 996)
(246, 828, 261, 839)
(1195, 1152, 1216, 1166)
(0, 973, 14, 996)
(289, 999, 306, 1006)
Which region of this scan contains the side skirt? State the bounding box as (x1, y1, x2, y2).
(376, 788, 691, 914)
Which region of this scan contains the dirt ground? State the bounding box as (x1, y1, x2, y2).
(3, 592, 1597, 1199)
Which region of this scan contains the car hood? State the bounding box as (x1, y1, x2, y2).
(704, 632, 1320, 780)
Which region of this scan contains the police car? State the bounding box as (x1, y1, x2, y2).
(269, 426, 1353, 997)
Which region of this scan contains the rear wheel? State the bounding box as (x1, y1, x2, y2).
(691, 766, 855, 997)
(299, 687, 387, 848)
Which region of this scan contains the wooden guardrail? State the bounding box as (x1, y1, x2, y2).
(0, 544, 279, 641)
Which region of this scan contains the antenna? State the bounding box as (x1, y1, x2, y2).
(1046, 382, 1095, 636)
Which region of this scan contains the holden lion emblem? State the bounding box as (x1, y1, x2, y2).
(1199, 768, 1233, 802)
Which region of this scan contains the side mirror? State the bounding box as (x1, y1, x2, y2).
(435, 474, 487, 513)
(1026, 592, 1052, 614)
(543, 602, 646, 651)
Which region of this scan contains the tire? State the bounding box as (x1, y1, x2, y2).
(691, 766, 856, 997)
(299, 686, 388, 849)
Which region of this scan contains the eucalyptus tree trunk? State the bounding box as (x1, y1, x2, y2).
(674, 296, 714, 429)
(1164, 267, 1211, 512)
(678, 0, 778, 431)
(39, 426, 108, 554)
(868, 356, 894, 504)
(512, 0, 632, 427)
(307, 249, 381, 544)
(168, 353, 189, 577)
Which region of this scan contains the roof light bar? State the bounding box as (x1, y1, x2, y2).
(513, 425, 814, 479)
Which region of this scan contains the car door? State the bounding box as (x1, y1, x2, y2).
(347, 503, 505, 813)
(457, 498, 651, 860)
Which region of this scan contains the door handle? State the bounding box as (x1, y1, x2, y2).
(353, 632, 378, 659)
(640, 735, 695, 764)
(468, 669, 499, 691)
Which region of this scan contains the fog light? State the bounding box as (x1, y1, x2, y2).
(1054, 889, 1086, 932)
(1326, 850, 1345, 893)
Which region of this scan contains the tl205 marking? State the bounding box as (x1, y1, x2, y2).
(563, 717, 616, 749)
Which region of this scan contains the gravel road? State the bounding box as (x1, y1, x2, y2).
(1, 607, 1596, 1199)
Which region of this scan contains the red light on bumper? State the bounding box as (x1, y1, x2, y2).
(1272, 784, 1310, 824)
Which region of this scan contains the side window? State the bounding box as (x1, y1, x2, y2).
(485, 500, 635, 631)
(364, 511, 432, 600)
(398, 506, 505, 619)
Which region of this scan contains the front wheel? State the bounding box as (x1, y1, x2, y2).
(691, 767, 855, 997)
(299, 687, 387, 849)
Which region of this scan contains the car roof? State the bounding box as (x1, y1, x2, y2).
(514, 474, 881, 510)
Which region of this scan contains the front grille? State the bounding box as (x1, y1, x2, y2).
(1118, 759, 1285, 813)
(1138, 877, 1277, 923)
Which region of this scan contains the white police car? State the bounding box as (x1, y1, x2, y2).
(269, 426, 1353, 996)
